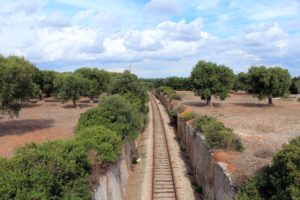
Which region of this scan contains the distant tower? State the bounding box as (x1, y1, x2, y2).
(129, 63, 132, 73)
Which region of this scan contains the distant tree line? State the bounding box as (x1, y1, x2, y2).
(151, 60, 296, 106)
(1, 55, 146, 117)
(143, 76, 192, 90)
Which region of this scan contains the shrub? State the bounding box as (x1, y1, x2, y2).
(77, 95, 142, 139)
(193, 115, 244, 151)
(182, 111, 196, 121)
(157, 86, 181, 100)
(0, 141, 91, 199)
(108, 71, 148, 112)
(168, 109, 178, 125)
(239, 136, 300, 199)
(76, 126, 122, 163)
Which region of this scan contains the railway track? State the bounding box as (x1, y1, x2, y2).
(150, 94, 178, 200)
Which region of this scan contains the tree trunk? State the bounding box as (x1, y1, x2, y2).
(268, 97, 273, 106)
(206, 96, 212, 106)
(73, 99, 77, 107)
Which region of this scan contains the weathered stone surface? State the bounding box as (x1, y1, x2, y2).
(94, 149, 130, 200)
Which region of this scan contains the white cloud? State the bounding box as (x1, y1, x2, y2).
(39, 12, 71, 28)
(0, 0, 300, 77)
(145, 0, 181, 15)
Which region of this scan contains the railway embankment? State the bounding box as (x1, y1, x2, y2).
(155, 91, 236, 200)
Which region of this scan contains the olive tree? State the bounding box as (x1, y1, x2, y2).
(57, 74, 84, 106)
(0, 56, 35, 116)
(248, 66, 291, 106)
(290, 77, 300, 94)
(75, 68, 109, 98)
(190, 60, 234, 106)
(233, 72, 250, 91)
(41, 70, 57, 97)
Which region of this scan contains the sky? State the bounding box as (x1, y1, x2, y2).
(0, 0, 300, 78)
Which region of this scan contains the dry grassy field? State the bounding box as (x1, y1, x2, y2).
(174, 91, 300, 182)
(0, 98, 97, 158)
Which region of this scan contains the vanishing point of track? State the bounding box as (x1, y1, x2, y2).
(150, 94, 178, 200)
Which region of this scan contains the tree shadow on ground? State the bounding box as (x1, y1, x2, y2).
(0, 119, 55, 136)
(22, 103, 42, 109)
(79, 99, 99, 103)
(231, 103, 268, 108)
(183, 101, 222, 108)
(44, 98, 61, 103)
(63, 104, 94, 109)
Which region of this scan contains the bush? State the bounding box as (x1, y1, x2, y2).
(239, 136, 300, 199)
(77, 95, 142, 139)
(168, 109, 177, 125)
(0, 141, 91, 199)
(157, 86, 181, 100)
(108, 71, 148, 113)
(76, 126, 122, 163)
(181, 111, 196, 121)
(193, 116, 244, 151)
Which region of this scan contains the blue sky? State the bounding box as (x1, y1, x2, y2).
(0, 0, 300, 77)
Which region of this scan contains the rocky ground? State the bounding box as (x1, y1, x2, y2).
(172, 91, 300, 183)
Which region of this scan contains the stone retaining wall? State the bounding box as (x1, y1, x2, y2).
(94, 143, 133, 200)
(155, 91, 236, 200)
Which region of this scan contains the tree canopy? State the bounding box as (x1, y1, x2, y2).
(74, 68, 110, 101)
(247, 66, 291, 105)
(239, 136, 300, 199)
(108, 71, 148, 112)
(233, 72, 250, 91)
(41, 70, 57, 97)
(190, 60, 234, 106)
(290, 77, 300, 94)
(0, 56, 36, 116)
(57, 74, 84, 106)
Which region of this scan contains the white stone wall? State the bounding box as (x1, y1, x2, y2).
(94, 149, 130, 200)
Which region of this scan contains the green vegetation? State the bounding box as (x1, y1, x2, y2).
(57, 74, 85, 106)
(108, 71, 148, 112)
(233, 72, 250, 91)
(143, 77, 192, 90)
(75, 68, 109, 101)
(239, 136, 300, 199)
(157, 86, 181, 100)
(181, 111, 196, 121)
(190, 60, 234, 106)
(0, 141, 91, 199)
(247, 66, 291, 106)
(76, 126, 122, 163)
(290, 77, 300, 94)
(193, 115, 244, 151)
(41, 70, 57, 97)
(0, 56, 37, 116)
(0, 60, 148, 199)
(77, 95, 143, 140)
